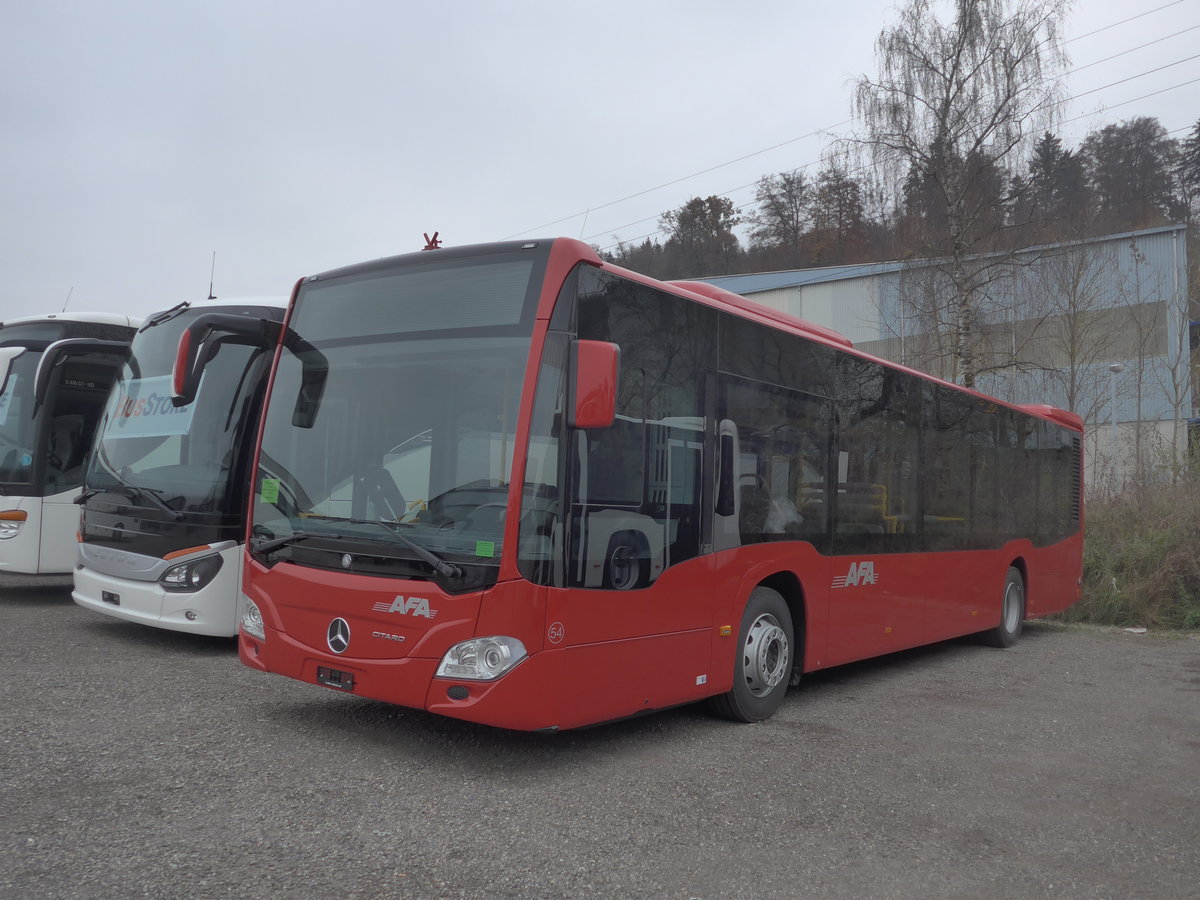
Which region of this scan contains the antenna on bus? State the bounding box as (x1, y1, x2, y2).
(422, 232, 442, 251)
(207, 251, 217, 299)
(62, 286, 74, 312)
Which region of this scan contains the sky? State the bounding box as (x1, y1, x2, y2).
(1, 0, 1197, 322)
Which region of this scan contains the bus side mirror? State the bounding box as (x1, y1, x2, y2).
(0, 347, 24, 399)
(172, 314, 281, 406)
(569, 340, 619, 429)
(31, 339, 131, 417)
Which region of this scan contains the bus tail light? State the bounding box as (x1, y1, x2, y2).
(0, 510, 27, 540)
(436, 636, 527, 681)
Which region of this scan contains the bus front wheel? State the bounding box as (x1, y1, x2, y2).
(981, 567, 1025, 648)
(709, 586, 794, 722)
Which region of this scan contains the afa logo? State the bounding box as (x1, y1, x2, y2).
(832, 560, 877, 589)
(372, 596, 438, 619)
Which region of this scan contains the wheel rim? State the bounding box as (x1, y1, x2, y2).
(742, 613, 789, 697)
(1002, 581, 1023, 633)
(609, 545, 637, 590)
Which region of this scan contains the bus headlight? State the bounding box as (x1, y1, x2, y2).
(159, 554, 223, 592)
(436, 636, 527, 681)
(240, 597, 265, 640)
(0, 511, 27, 540)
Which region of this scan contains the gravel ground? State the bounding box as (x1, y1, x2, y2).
(2, 580, 1197, 900)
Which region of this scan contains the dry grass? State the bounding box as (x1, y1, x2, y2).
(1059, 479, 1200, 630)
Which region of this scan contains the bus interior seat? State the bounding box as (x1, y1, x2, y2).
(49, 415, 84, 469)
(46, 414, 86, 490)
(739, 480, 771, 539)
(837, 482, 888, 533)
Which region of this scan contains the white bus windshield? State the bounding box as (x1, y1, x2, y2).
(87, 309, 273, 518)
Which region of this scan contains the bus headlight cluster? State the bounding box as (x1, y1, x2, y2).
(240, 597, 265, 640)
(436, 636, 527, 681)
(159, 554, 223, 592)
(0, 511, 27, 540)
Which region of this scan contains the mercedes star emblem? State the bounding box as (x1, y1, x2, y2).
(327, 617, 351, 654)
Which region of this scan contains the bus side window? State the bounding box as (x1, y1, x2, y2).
(720, 375, 831, 545)
(836, 361, 917, 545)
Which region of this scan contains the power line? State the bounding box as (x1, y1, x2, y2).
(1060, 77, 1200, 126)
(597, 96, 1199, 255)
(510, 1, 1195, 243)
(1069, 23, 1200, 74)
(1064, 0, 1185, 44)
(591, 65, 1200, 251)
(505, 119, 854, 238)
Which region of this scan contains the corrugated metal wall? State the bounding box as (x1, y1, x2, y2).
(738, 226, 1191, 436)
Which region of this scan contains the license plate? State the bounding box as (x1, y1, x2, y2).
(316, 666, 355, 691)
(101, 591, 120, 606)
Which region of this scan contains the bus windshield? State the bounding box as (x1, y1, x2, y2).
(252, 251, 543, 586)
(86, 308, 273, 519)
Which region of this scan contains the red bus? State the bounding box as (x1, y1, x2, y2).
(185, 238, 1083, 731)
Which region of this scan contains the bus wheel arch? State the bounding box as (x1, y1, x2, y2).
(981, 563, 1026, 648)
(759, 570, 806, 681)
(709, 573, 805, 722)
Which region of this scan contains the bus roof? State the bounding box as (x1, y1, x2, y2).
(0, 311, 142, 329)
(297, 237, 1082, 434)
(142, 296, 289, 319)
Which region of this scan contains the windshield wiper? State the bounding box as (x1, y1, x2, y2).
(138, 301, 190, 332)
(372, 520, 462, 579)
(123, 485, 184, 521)
(250, 532, 319, 557)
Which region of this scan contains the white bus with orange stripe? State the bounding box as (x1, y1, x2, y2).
(65, 298, 285, 635)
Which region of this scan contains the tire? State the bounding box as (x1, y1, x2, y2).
(981, 566, 1025, 648)
(709, 586, 794, 722)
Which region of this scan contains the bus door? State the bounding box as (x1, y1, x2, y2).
(558, 399, 713, 720)
(38, 351, 126, 571)
(716, 376, 836, 670)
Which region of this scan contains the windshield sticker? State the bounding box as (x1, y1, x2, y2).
(0, 374, 17, 426)
(475, 540, 496, 558)
(260, 479, 280, 504)
(106, 375, 197, 439)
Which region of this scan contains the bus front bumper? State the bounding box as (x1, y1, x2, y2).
(74, 557, 241, 637)
(240, 626, 565, 732)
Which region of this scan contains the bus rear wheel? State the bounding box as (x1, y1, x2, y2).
(709, 586, 794, 722)
(981, 566, 1025, 648)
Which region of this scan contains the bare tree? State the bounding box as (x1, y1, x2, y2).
(850, 0, 1069, 387)
(659, 196, 742, 277)
(809, 164, 873, 265)
(746, 170, 811, 266)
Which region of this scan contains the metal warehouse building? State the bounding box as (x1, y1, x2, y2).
(698, 224, 1194, 491)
